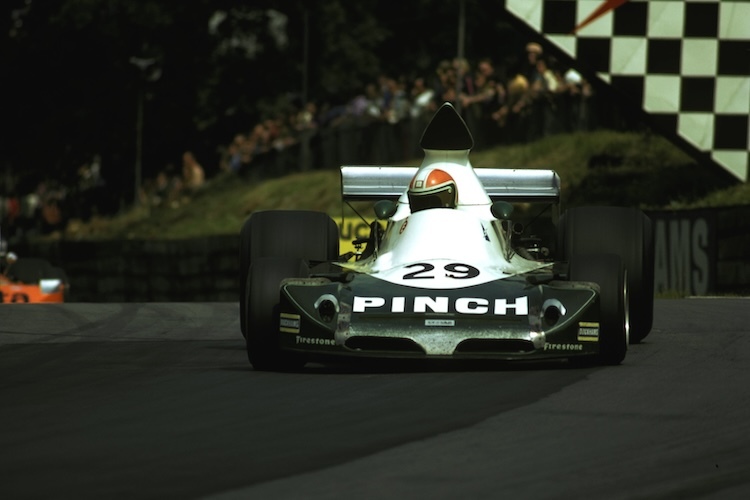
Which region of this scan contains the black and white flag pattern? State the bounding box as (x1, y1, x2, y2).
(504, 0, 749, 181)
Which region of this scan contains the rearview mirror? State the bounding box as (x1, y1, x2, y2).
(491, 201, 514, 220)
(374, 200, 398, 220)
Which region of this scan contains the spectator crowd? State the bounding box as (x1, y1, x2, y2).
(212, 41, 596, 181)
(2, 41, 598, 244)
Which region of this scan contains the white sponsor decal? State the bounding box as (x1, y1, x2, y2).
(353, 295, 528, 316)
(295, 336, 335, 346)
(544, 343, 583, 351)
(578, 321, 599, 342)
(280, 313, 301, 334)
(455, 297, 488, 314)
(425, 319, 455, 327)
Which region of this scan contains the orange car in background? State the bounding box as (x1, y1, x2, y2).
(0, 253, 68, 303)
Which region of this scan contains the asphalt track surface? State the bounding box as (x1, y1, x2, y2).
(1, 299, 749, 500)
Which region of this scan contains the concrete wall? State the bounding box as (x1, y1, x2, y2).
(17, 205, 750, 302)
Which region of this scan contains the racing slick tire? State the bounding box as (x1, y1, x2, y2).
(558, 206, 654, 344)
(569, 253, 628, 366)
(239, 210, 339, 337)
(246, 257, 309, 371)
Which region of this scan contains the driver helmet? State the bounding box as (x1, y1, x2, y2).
(408, 168, 458, 212)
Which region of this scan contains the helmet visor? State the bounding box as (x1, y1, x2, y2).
(408, 183, 457, 212)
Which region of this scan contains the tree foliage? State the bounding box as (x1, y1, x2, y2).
(2, 0, 521, 199)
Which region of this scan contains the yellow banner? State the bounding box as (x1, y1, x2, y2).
(337, 217, 374, 255)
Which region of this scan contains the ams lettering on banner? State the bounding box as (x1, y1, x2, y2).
(653, 215, 713, 295)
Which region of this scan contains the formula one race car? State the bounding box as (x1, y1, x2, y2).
(239, 103, 654, 370)
(0, 251, 68, 303)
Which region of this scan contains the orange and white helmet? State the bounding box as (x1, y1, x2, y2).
(408, 168, 458, 212)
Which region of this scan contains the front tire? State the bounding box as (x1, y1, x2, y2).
(559, 206, 653, 343)
(239, 210, 339, 337)
(245, 257, 308, 371)
(569, 254, 628, 365)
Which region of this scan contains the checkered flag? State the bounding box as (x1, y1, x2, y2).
(504, 0, 750, 181)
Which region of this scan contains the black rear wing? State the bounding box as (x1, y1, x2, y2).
(341, 166, 560, 203)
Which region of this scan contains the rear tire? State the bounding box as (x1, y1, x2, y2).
(239, 210, 339, 337)
(559, 206, 654, 343)
(246, 257, 308, 371)
(569, 254, 628, 365)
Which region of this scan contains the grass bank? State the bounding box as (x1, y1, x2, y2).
(62, 129, 743, 240)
